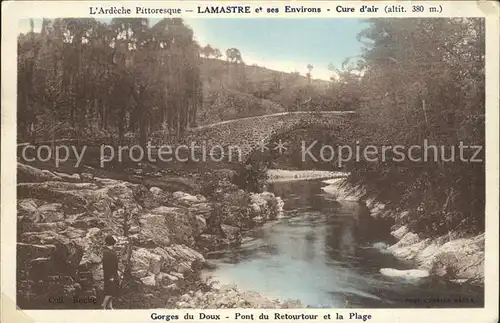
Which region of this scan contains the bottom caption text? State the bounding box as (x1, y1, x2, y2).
(150, 312, 373, 321)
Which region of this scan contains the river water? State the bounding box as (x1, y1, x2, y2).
(203, 179, 484, 308)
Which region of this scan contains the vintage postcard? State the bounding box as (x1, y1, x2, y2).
(1, 1, 499, 323)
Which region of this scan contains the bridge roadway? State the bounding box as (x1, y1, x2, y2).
(192, 111, 357, 131)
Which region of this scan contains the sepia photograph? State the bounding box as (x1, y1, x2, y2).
(13, 16, 487, 311)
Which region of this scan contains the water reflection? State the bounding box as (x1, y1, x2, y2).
(339, 220, 356, 257)
(203, 179, 484, 308)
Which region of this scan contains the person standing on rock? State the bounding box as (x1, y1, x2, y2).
(102, 234, 120, 309)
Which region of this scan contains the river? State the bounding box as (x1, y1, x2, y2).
(202, 179, 484, 308)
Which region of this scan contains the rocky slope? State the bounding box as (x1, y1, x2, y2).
(16, 163, 295, 309)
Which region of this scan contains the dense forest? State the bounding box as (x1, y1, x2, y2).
(18, 18, 202, 146)
(17, 18, 485, 237)
(348, 18, 485, 236)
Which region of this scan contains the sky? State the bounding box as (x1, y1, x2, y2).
(19, 18, 368, 81)
(185, 19, 367, 81)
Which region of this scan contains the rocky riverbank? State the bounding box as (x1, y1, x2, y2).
(16, 163, 299, 309)
(320, 177, 485, 286)
(175, 284, 301, 309)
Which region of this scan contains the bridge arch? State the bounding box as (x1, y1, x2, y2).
(183, 111, 359, 165)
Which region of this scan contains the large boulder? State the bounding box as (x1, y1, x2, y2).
(173, 191, 207, 206)
(19, 231, 84, 276)
(380, 268, 430, 279)
(17, 181, 120, 216)
(391, 225, 409, 240)
(53, 171, 81, 181)
(389, 238, 431, 260)
(18, 199, 65, 223)
(415, 242, 441, 269)
(189, 203, 213, 219)
(140, 274, 157, 287)
(389, 232, 420, 249)
(150, 187, 164, 196)
(144, 206, 207, 246)
(78, 228, 105, 269)
(17, 163, 63, 182)
(149, 247, 177, 271)
(155, 272, 180, 286)
(131, 244, 204, 280)
(132, 248, 163, 275)
(17, 243, 57, 271)
(64, 215, 103, 230)
(149, 186, 174, 206)
(138, 213, 172, 246)
(164, 244, 205, 274)
(88, 182, 139, 211)
(428, 234, 484, 282)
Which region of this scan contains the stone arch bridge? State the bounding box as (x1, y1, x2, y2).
(179, 111, 358, 164)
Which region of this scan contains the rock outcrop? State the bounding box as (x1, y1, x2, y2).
(378, 226, 485, 284)
(16, 163, 213, 309)
(16, 163, 290, 309)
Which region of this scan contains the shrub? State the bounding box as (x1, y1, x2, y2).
(232, 161, 268, 193)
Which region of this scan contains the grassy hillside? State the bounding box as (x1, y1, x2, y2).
(198, 88, 284, 125)
(196, 58, 333, 126)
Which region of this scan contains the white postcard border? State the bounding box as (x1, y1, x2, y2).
(1, 1, 499, 323)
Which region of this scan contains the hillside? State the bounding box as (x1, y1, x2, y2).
(196, 58, 333, 126)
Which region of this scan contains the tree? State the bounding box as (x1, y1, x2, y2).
(225, 48, 243, 63)
(346, 18, 485, 236)
(202, 44, 214, 58)
(213, 48, 222, 59)
(271, 74, 282, 93)
(327, 61, 363, 111)
(306, 64, 314, 83)
(17, 18, 202, 146)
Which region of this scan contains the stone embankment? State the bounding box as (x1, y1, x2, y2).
(321, 177, 485, 285)
(16, 163, 295, 309)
